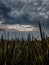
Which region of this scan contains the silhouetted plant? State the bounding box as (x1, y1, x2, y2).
(0, 22, 49, 65)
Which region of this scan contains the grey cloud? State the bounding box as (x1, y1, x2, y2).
(0, 0, 49, 26)
(0, 0, 49, 17)
(0, 1, 11, 21)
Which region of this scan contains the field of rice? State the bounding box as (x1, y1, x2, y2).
(0, 22, 49, 65)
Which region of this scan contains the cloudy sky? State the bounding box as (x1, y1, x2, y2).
(0, 0, 49, 38)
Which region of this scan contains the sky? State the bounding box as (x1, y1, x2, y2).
(0, 0, 49, 38)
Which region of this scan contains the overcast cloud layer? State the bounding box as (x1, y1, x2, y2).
(0, 0, 49, 32)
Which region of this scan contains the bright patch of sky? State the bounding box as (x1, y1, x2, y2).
(0, 21, 38, 32)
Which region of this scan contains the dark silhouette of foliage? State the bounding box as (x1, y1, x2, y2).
(0, 22, 49, 65)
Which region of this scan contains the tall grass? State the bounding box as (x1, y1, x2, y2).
(0, 22, 49, 65)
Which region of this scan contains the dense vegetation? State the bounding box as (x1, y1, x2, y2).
(0, 22, 49, 65)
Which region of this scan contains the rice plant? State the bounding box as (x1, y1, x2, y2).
(0, 22, 49, 65)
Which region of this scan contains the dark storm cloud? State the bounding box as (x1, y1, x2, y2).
(0, 0, 49, 32)
(0, 1, 11, 20)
